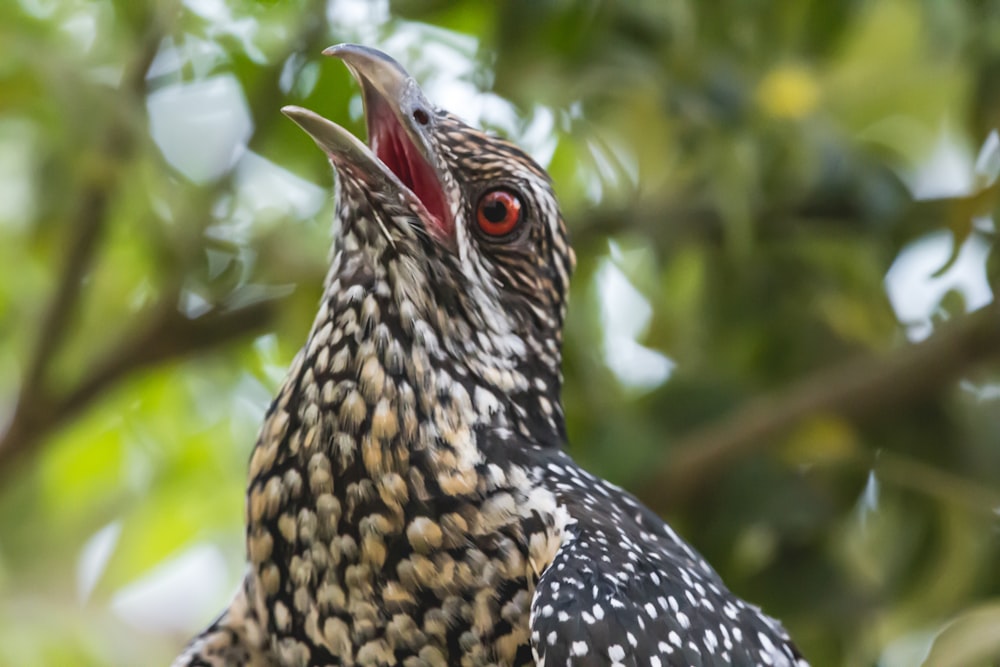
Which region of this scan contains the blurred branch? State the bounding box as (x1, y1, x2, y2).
(873, 450, 1000, 516)
(639, 302, 1000, 508)
(18, 16, 164, 407)
(0, 13, 166, 480)
(19, 136, 118, 401)
(0, 299, 281, 477)
(569, 172, 1000, 258)
(0, 1, 330, 481)
(58, 298, 281, 422)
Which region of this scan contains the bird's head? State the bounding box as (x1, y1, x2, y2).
(283, 45, 574, 446)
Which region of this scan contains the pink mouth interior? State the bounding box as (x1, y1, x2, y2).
(369, 107, 452, 238)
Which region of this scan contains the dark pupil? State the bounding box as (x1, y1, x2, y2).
(483, 198, 508, 223)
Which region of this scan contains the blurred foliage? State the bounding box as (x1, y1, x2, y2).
(2, 0, 1000, 665)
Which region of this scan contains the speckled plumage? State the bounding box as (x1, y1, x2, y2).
(173, 45, 807, 667)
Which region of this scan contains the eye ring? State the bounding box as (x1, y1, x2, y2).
(476, 188, 524, 238)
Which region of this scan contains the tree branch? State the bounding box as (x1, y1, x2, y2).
(873, 450, 1000, 516)
(0, 298, 282, 477)
(0, 14, 165, 479)
(638, 302, 1000, 508)
(19, 21, 162, 404)
(0, 0, 330, 481)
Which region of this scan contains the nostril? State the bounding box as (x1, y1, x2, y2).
(412, 108, 429, 125)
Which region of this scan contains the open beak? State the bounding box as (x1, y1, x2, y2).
(281, 44, 452, 240)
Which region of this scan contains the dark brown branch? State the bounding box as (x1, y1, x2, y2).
(0, 1, 329, 480)
(639, 302, 1000, 508)
(0, 17, 165, 479)
(20, 162, 114, 400)
(19, 23, 162, 402)
(568, 173, 1000, 260)
(0, 299, 281, 477)
(873, 450, 1000, 516)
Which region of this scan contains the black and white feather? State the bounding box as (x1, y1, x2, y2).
(173, 44, 808, 667)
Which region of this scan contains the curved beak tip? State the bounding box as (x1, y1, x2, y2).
(280, 105, 366, 161)
(320, 44, 412, 95)
(322, 43, 395, 64)
(280, 105, 322, 128)
(322, 43, 348, 57)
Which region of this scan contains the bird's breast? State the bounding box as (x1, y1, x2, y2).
(241, 287, 567, 664)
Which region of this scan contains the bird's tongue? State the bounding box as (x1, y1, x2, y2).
(369, 105, 452, 238)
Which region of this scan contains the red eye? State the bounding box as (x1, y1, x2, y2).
(476, 189, 523, 237)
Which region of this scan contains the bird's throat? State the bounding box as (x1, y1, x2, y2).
(368, 102, 452, 239)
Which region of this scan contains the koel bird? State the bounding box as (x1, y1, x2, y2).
(174, 45, 807, 667)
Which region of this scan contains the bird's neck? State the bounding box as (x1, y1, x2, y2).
(243, 250, 571, 608)
(249, 255, 566, 494)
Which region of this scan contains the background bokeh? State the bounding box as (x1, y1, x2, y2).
(2, 1, 1000, 665)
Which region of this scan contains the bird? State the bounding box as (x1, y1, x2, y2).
(173, 44, 808, 667)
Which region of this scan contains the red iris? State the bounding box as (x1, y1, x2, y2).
(476, 189, 523, 237)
